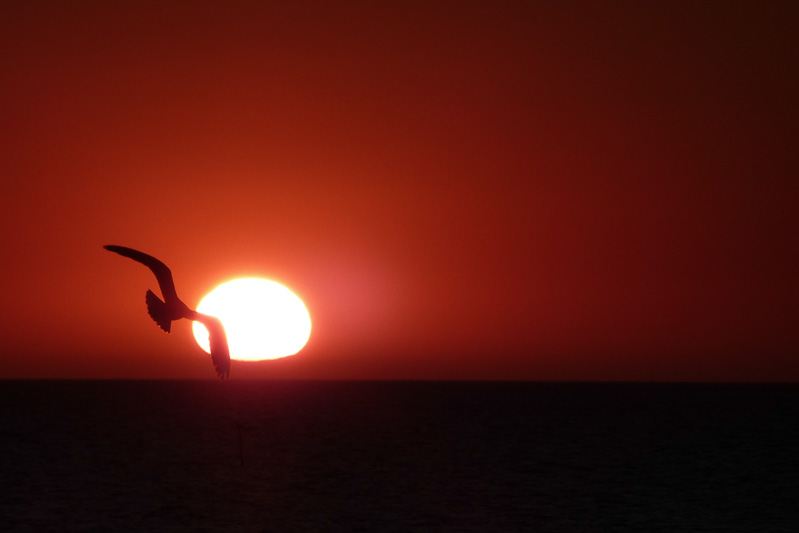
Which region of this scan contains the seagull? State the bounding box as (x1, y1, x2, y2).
(104, 245, 230, 379)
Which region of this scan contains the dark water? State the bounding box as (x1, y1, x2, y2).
(2, 380, 798, 531)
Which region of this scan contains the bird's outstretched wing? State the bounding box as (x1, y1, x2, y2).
(194, 313, 231, 379)
(103, 245, 180, 303)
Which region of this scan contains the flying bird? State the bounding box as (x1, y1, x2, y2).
(104, 245, 230, 378)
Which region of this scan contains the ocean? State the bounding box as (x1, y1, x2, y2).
(2, 380, 798, 531)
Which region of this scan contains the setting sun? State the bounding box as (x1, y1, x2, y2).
(192, 278, 311, 361)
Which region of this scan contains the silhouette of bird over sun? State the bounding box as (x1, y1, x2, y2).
(104, 245, 230, 378)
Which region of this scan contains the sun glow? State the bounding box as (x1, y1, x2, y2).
(192, 278, 311, 361)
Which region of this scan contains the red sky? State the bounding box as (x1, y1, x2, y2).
(1, 1, 796, 380)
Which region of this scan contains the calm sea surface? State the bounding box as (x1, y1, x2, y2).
(2, 380, 798, 531)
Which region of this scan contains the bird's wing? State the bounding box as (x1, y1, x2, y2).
(194, 313, 231, 379)
(104, 245, 180, 303)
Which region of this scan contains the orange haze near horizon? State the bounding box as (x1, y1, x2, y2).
(0, 1, 796, 380)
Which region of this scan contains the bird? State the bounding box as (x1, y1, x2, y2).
(104, 245, 230, 379)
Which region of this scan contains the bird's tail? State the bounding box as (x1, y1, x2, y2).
(146, 289, 172, 333)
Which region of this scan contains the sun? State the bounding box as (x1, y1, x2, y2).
(192, 278, 311, 361)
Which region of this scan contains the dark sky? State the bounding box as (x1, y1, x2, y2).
(1, 1, 796, 380)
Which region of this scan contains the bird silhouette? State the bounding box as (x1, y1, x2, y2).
(104, 245, 230, 378)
